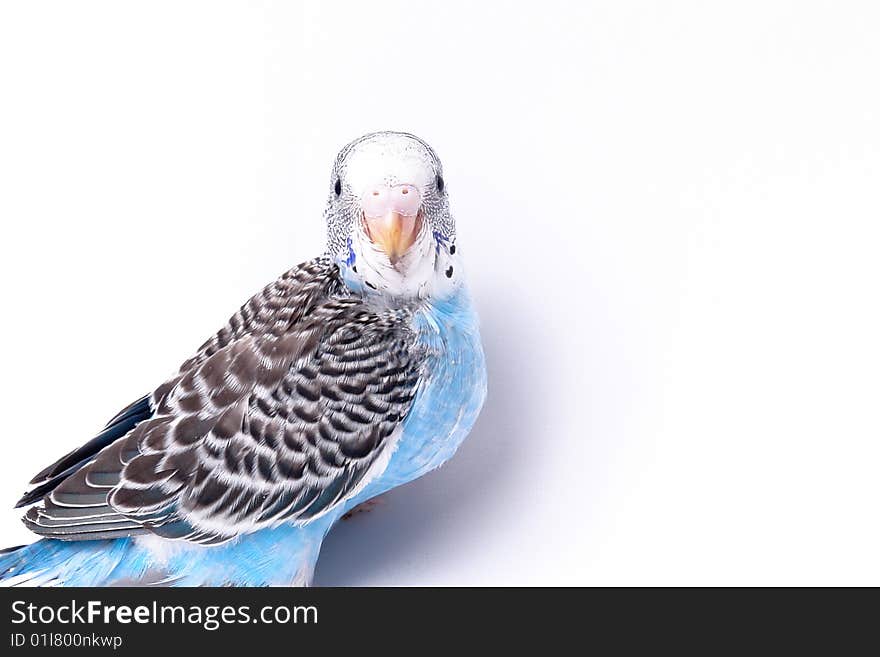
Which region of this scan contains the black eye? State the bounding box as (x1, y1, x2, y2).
(334, 178, 342, 197)
(436, 175, 445, 193)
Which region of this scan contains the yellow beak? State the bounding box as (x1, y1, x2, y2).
(363, 211, 420, 264)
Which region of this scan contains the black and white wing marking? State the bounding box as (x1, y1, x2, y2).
(18, 257, 343, 510)
(16, 395, 153, 509)
(17, 256, 423, 543)
(23, 284, 423, 544)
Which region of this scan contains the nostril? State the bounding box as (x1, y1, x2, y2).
(361, 183, 421, 218)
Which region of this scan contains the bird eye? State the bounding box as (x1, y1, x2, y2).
(334, 178, 342, 197)
(436, 175, 445, 193)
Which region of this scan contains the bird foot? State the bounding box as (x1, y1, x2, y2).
(341, 497, 383, 521)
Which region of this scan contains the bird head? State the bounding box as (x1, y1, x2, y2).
(324, 132, 459, 299)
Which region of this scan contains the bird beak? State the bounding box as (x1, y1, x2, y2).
(361, 183, 423, 264)
(363, 211, 421, 264)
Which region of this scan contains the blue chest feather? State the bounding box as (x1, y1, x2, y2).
(342, 284, 487, 507)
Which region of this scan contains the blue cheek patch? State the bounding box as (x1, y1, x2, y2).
(336, 241, 365, 294)
(344, 238, 356, 267)
(433, 230, 451, 256)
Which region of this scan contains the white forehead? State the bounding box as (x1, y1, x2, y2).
(340, 133, 438, 194)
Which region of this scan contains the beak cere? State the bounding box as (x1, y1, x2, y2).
(361, 184, 422, 264)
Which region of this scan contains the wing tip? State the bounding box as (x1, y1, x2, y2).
(14, 489, 43, 509)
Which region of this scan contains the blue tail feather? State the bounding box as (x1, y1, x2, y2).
(0, 519, 332, 587)
(0, 539, 134, 586)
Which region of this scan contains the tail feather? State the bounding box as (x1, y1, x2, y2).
(0, 520, 331, 587)
(0, 539, 137, 587)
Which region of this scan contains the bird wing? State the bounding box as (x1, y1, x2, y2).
(16, 395, 153, 508)
(21, 257, 423, 544)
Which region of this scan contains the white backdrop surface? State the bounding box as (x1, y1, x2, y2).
(0, 2, 878, 585)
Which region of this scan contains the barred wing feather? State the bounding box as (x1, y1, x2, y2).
(21, 258, 423, 544)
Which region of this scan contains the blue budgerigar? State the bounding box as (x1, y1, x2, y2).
(0, 132, 487, 586)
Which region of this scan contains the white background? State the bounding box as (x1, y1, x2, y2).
(0, 1, 878, 586)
